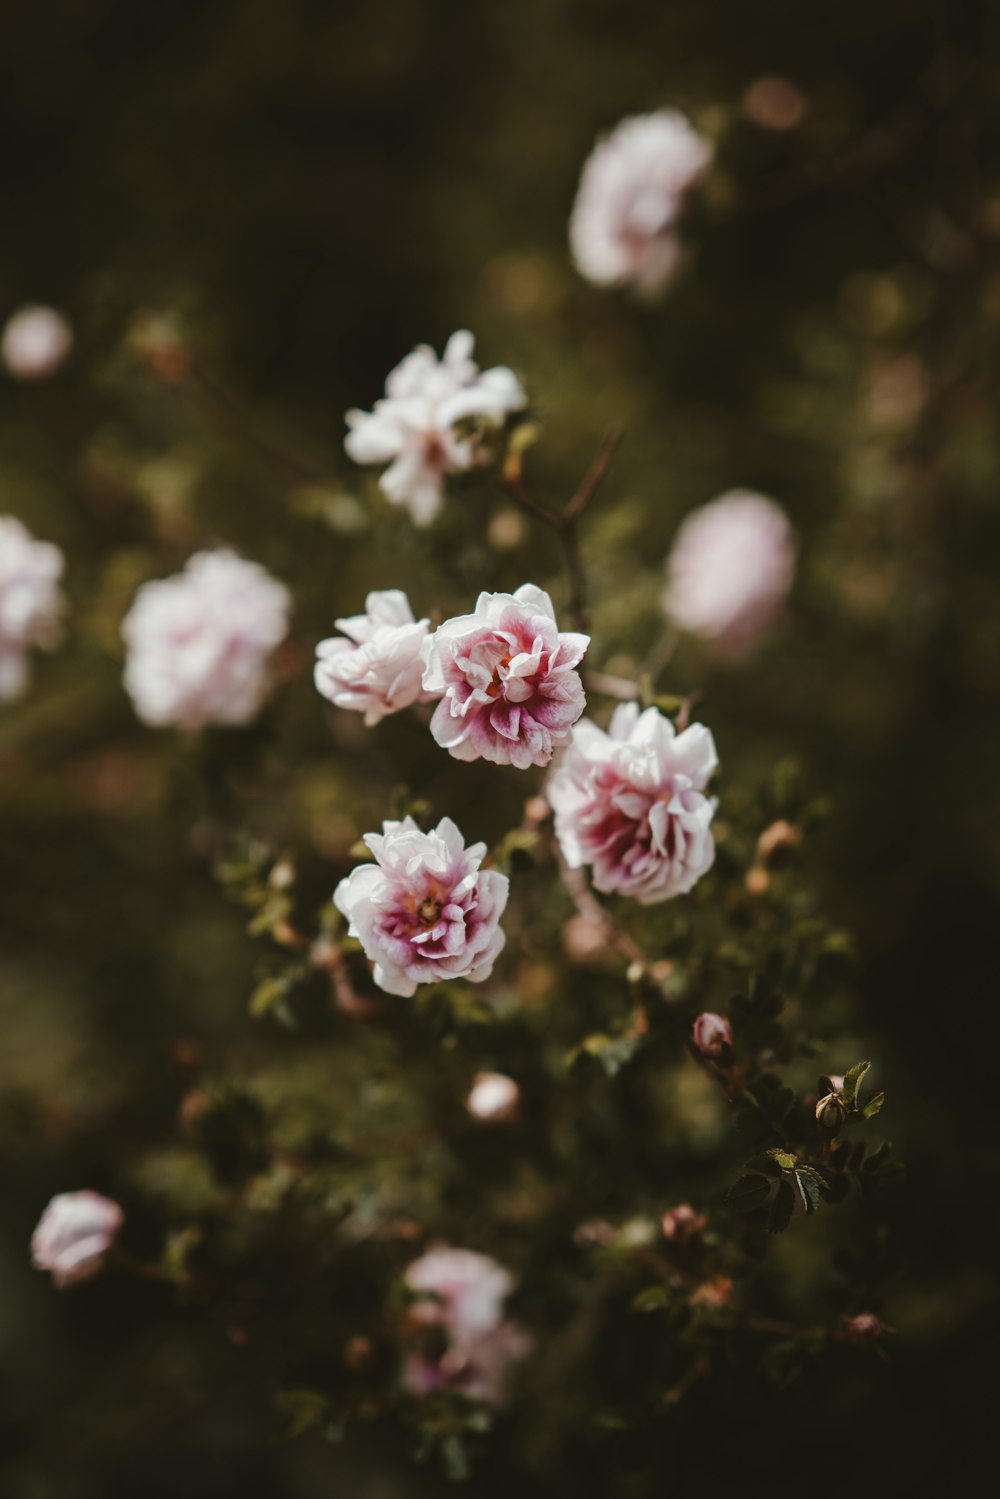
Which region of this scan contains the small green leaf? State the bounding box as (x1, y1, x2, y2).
(767, 1149, 797, 1172)
(441, 1432, 470, 1483)
(633, 1285, 672, 1313)
(862, 1091, 886, 1119)
(842, 1061, 872, 1110)
(793, 1168, 821, 1214)
(727, 1173, 771, 1213)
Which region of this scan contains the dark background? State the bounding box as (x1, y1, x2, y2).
(1, 1, 997, 1493)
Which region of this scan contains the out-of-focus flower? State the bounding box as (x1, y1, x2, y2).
(122, 550, 290, 730)
(31, 1191, 123, 1288)
(742, 77, 807, 132)
(690, 1274, 733, 1311)
(756, 818, 802, 863)
(403, 1245, 530, 1405)
(466, 1072, 520, 1123)
(422, 584, 589, 769)
(569, 111, 712, 299)
(344, 331, 527, 525)
(0, 516, 65, 701)
(663, 490, 797, 656)
(841, 1312, 886, 1346)
(661, 1204, 707, 1243)
(334, 816, 509, 998)
(314, 589, 431, 726)
(548, 702, 717, 904)
(692, 1012, 732, 1059)
(1, 304, 73, 380)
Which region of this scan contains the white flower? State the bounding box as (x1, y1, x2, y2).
(570, 110, 712, 298)
(466, 1072, 520, 1123)
(548, 702, 717, 905)
(663, 490, 797, 655)
(31, 1191, 123, 1288)
(403, 1245, 530, 1405)
(334, 816, 509, 999)
(122, 549, 290, 730)
(0, 515, 65, 701)
(344, 331, 527, 524)
(1, 305, 73, 380)
(314, 589, 430, 726)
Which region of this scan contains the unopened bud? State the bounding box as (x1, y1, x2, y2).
(690, 1274, 733, 1311)
(841, 1312, 884, 1346)
(815, 1091, 847, 1131)
(756, 819, 802, 863)
(692, 1012, 733, 1059)
(466, 1071, 520, 1123)
(661, 1204, 707, 1244)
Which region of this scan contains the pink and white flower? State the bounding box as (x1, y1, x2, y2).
(466, 1072, 520, 1123)
(0, 515, 65, 701)
(1, 304, 73, 380)
(663, 490, 797, 655)
(422, 584, 589, 769)
(314, 589, 430, 726)
(31, 1191, 123, 1288)
(122, 549, 290, 730)
(692, 1012, 733, 1059)
(403, 1245, 530, 1405)
(569, 110, 712, 299)
(345, 331, 527, 525)
(548, 701, 717, 904)
(334, 816, 508, 998)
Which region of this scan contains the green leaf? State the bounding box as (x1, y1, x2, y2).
(862, 1091, 886, 1119)
(276, 1388, 328, 1439)
(842, 1061, 871, 1110)
(441, 1432, 470, 1483)
(767, 1149, 798, 1172)
(768, 1178, 796, 1233)
(727, 1173, 771, 1213)
(633, 1285, 672, 1313)
(793, 1167, 821, 1214)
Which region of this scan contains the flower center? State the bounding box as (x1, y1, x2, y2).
(418, 897, 443, 926)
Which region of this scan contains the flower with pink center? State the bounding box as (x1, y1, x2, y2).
(0, 515, 65, 701)
(31, 1191, 123, 1288)
(422, 584, 589, 770)
(570, 111, 713, 299)
(548, 701, 717, 904)
(403, 1245, 530, 1405)
(314, 589, 431, 726)
(334, 816, 508, 998)
(663, 490, 797, 656)
(122, 549, 290, 730)
(345, 331, 527, 525)
(692, 1012, 732, 1059)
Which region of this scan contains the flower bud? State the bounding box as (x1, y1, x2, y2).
(690, 1274, 733, 1311)
(466, 1072, 520, 1124)
(692, 1011, 732, 1059)
(661, 1204, 707, 1244)
(815, 1091, 847, 1132)
(841, 1312, 884, 1346)
(31, 1191, 123, 1288)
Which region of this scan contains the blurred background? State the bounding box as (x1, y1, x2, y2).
(1, 0, 997, 1494)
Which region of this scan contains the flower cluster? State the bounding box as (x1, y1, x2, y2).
(403, 1246, 530, 1405)
(345, 330, 527, 524)
(31, 1191, 123, 1288)
(570, 110, 713, 299)
(0, 515, 65, 701)
(548, 701, 718, 904)
(314, 589, 431, 726)
(334, 816, 509, 998)
(663, 490, 797, 655)
(122, 549, 291, 730)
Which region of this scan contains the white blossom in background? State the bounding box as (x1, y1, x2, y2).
(344, 331, 527, 524)
(569, 110, 712, 299)
(315, 589, 431, 726)
(548, 702, 717, 905)
(422, 583, 589, 769)
(334, 816, 509, 998)
(31, 1191, 123, 1288)
(403, 1245, 530, 1405)
(122, 549, 290, 730)
(466, 1071, 520, 1123)
(0, 515, 65, 701)
(663, 490, 797, 656)
(1, 304, 73, 380)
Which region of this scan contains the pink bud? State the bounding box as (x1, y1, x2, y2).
(31, 1191, 123, 1288)
(692, 1012, 732, 1059)
(661, 1204, 707, 1243)
(841, 1312, 884, 1346)
(466, 1072, 520, 1123)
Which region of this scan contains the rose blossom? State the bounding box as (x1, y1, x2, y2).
(314, 589, 430, 726)
(31, 1191, 123, 1288)
(344, 330, 527, 525)
(422, 584, 589, 769)
(403, 1245, 530, 1405)
(569, 110, 712, 299)
(0, 515, 65, 701)
(466, 1072, 520, 1123)
(122, 549, 290, 730)
(1, 304, 73, 380)
(334, 816, 509, 998)
(661, 1204, 708, 1243)
(548, 701, 717, 904)
(692, 1012, 732, 1059)
(663, 490, 797, 655)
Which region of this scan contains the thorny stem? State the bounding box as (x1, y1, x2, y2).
(503, 424, 624, 633)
